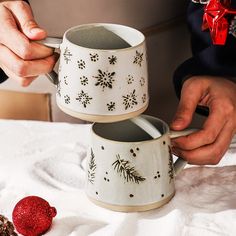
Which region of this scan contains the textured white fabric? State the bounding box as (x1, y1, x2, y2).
(0, 120, 235, 236)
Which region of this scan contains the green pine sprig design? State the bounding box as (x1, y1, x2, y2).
(168, 146, 174, 183)
(88, 148, 96, 184)
(112, 154, 146, 184)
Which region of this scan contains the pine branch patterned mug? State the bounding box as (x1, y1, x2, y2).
(40, 23, 149, 122)
(86, 115, 195, 212)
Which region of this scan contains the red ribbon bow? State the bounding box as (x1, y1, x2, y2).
(203, 0, 236, 45)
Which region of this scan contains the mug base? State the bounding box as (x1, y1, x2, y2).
(87, 192, 175, 212)
(57, 102, 148, 123)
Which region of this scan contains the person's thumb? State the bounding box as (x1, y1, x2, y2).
(170, 81, 202, 130)
(22, 19, 47, 40)
(170, 104, 193, 130)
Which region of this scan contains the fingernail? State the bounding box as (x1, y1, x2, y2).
(30, 27, 45, 35)
(171, 117, 184, 128)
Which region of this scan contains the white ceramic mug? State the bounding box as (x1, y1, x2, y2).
(85, 115, 194, 212)
(41, 23, 149, 123)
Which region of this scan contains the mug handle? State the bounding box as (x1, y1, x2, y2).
(37, 37, 63, 85)
(169, 129, 197, 175)
(131, 116, 197, 176)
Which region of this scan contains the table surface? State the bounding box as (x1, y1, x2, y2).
(0, 120, 236, 236)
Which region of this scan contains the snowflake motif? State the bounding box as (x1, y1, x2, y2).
(76, 90, 92, 108)
(122, 90, 138, 110)
(63, 47, 72, 64)
(133, 50, 144, 67)
(90, 53, 99, 62)
(229, 17, 236, 38)
(142, 94, 147, 103)
(126, 75, 134, 85)
(140, 77, 145, 86)
(107, 102, 116, 111)
(64, 76, 68, 85)
(93, 69, 116, 91)
(108, 55, 117, 65)
(64, 95, 70, 104)
(77, 59, 86, 69)
(57, 80, 61, 97)
(80, 76, 88, 86)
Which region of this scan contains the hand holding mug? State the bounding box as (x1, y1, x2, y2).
(171, 76, 236, 165)
(0, 1, 57, 86)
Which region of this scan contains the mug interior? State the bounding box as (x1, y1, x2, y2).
(65, 23, 145, 50)
(92, 115, 169, 142)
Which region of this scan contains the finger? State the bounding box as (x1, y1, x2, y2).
(171, 79, 205, 130)
(1, 61, 39, 84)
(25, 53, 59, 76)
(19, 77, 37, 87)
(1, 64, 37, 87)
(172, 120, 235, 165)
(3, 1, 46, 40)
(0, 44, 59, 77)
(0, 4, 52, 60)
(172, 102, 227, 150)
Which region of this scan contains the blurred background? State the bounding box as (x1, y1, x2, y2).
(0, 0, 205, 127)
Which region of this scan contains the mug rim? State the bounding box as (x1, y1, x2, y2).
(91, 115, 170, 144)
(63, 23, 146, 52)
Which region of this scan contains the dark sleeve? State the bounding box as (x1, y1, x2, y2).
(0, 69, 8, 83)
(173, 2, 236, 101)
(0, 0, 30, 83)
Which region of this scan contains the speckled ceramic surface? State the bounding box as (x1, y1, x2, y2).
(86, 115, 182, 211)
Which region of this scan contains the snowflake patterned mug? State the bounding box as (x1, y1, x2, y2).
(40, 23, 149, 122)
(86, 115, 195, 212)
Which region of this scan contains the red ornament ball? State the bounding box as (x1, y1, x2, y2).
(12, 196, 57, 236)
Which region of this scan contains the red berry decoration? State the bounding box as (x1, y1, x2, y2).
(12, 196, 57, 236)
